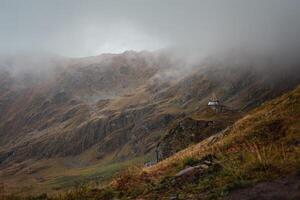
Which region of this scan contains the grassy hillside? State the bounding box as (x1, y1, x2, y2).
(8, 84, 297, 200)
(1, 52, 299, 197)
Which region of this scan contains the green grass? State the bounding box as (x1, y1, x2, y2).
(182, 156, 200, 166)
(48, 156, 146, 190)
(2, 86, 300, 200)
(102, 85, 300, 199)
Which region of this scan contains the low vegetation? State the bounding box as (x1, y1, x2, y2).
(1, 86, 299, 199)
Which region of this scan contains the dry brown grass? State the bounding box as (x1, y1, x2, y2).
(2, 85, 299, 200)
(105, 85, 300, 199)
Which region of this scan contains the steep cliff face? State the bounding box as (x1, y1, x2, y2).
(158, 118, 223, 159)
(0, 52, 168, 163)
(157, 106, 241, 159)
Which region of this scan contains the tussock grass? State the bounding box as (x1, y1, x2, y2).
(2, 86, 299, 199)
(110, 85, 300, 199)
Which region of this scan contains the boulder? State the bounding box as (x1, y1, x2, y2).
(174, 164, 209, 183)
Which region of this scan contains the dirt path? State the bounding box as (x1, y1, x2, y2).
(225, 175, 300, 200)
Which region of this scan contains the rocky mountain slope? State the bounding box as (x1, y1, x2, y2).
(157, 107, 241, 160)
(42, 83, 299, 200)
(0, 51, 299, 195)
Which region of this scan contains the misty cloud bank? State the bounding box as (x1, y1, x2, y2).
(0, 0, 300, 78)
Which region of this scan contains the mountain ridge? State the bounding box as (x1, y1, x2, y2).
(0, 51, 299, 195)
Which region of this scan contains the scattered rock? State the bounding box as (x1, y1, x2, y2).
(203, 160, 212, 165)
(169, 194, 179, 200)
(174, 163, 210, 184)
(198, 164, 209, 169)
(174, 155, 221, 185)
(175, 166, 199, 177)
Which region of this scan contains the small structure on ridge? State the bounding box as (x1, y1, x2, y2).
(208, 93, 221, 112)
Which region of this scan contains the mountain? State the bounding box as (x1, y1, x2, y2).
(44, 82, 300, 200)
(0, 51, 299, 196)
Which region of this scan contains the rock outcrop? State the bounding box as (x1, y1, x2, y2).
(157, 118, 228, 159)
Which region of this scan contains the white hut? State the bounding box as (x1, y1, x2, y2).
(208, 93, 220, 106)
(208, 100, 220, 106)
(208, 93, 221, 112)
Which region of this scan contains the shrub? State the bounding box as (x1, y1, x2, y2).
(183, 157, 199, 166)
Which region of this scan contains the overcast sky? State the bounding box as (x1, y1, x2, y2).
(0, 0, 300, 57)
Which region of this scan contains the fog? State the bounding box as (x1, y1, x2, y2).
(0, 0, 299, 60)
